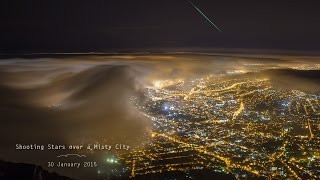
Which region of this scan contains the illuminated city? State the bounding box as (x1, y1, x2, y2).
(1, 0, 320, 179)
(0, 53, 320, 180)
(107, 60, 320, 179)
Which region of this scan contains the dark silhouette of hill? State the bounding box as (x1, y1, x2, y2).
(0, 160, 72, 180)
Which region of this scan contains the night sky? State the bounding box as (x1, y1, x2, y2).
(1, 0, 319, 52)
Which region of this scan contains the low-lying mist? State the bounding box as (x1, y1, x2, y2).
(0, 53, 319, 178)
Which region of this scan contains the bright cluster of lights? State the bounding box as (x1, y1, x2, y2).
(106, 158, 118, 164)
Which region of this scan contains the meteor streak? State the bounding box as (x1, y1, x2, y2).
(188, 0, 222, 32)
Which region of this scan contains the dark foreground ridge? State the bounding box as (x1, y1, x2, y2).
(0, 160, 72, 180)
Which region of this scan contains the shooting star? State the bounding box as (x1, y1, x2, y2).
(188, 0, 222, 32)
